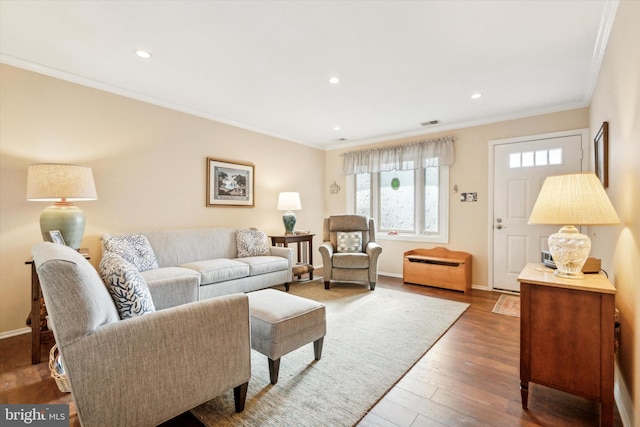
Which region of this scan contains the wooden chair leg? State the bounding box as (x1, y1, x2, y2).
(370, 281, 376, 290)
(324, 281, 330, 290)
(233, 382, 248, 412)
(268, 358, 281, 384)
(284, 282, 290, 292)
(314, 337, 324, 360)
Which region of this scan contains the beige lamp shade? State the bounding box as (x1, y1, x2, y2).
(528, 173, 619, 225)
(277, 192, 302, 211)
(26, 164, 97, 249)
(27, 164, 97, 201)
(528, 173, 619, 278)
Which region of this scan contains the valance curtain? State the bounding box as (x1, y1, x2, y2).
(342, 136, 455, 175)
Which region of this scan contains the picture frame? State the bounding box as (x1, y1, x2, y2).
(48, 230, 66, 246)
(206, 157, 254, 207)
(594, 121, 609, 188)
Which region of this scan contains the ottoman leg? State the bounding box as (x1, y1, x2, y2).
(314, 337, 324, 360)
(268, 358, 281, 385)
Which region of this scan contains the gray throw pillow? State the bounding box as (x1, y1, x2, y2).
(103, 233, 159, 271)
(337, 231, 362, 253)
(236, 229, 271, 257)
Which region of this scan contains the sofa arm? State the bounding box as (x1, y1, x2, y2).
(62, 294, 251, 427)
(270, 245, 294, 282)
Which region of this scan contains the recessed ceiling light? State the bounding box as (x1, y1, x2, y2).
(329, 77, 340, 84)
(135, 50, 152, 59)
(333, 126, 341, 131)
(471, 93, 482, 99)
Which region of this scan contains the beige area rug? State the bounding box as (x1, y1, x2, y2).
(191, 280, 469, 426)
(492, 294, 521, 317)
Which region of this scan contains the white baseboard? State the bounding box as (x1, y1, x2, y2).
(0, 327, 30, 340)
(615, 362, 634, 427)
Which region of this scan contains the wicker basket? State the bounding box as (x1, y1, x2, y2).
(49, 344, 71, 393)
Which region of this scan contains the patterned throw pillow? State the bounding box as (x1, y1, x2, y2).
(236, 229, 271, 258)
(99, 252, 156, 319)
(337, 231, 362, 253)
(103, 233, 159, 272)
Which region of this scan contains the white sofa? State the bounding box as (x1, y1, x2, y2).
(101, 228, 294, 310)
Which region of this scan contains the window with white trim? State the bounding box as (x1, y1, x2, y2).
(344, 137, 453, 243)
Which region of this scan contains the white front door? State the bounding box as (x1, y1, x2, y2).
(490, 130, 587, 292)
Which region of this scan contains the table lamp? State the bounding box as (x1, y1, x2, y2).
(277, 192, 301, 235)
(27, 164, 98, 249)
(528, 173, 619, 278)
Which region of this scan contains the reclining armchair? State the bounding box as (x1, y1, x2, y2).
(319, 215, 382, 290)
(32, 242, 251, 427)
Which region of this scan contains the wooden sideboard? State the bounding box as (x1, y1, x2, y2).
(517, 263, 615, 427)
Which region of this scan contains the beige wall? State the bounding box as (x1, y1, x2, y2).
(325, 108, 589, 286)
(589, 1, 640, 424)
(0, 64, 325, 334)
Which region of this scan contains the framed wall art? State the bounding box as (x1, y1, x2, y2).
(206, 158, 254, 207)
(594, 121, 609, 188)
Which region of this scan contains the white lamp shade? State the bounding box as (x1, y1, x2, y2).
(277, 192, 301, 211)
(27, 164, 97, 201)
(528, 173, 619, 225)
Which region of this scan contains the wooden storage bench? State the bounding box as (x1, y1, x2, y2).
(403, 247, 472, 294)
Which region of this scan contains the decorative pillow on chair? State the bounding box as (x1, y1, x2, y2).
(337, 231, 362, 253)
(236, 229, 271, 257)
(99, 253, 156, 319)
(103, 233, 159, 272)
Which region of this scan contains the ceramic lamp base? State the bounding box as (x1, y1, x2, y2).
(40, 202, 86, 249)
(282, 211, 297, 235)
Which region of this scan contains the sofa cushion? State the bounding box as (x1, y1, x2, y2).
(337, 231, 362, 253)
(103, 233, 159, 272)
(235, 256, 289, 276)
(180, 258, 250, 285)
(99, 253, 156, 319)
(236, 229, 271, 257)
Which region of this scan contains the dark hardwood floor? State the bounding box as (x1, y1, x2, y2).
(0, 275, 622, 426)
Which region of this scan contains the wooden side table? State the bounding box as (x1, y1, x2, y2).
(269, 234, 315, 282)
(518, 263, 615, 427)
(26, 248, 89, 364)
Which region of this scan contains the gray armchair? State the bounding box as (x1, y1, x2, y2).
(32, 242, 251, 427)
(319, 215, 382, 290)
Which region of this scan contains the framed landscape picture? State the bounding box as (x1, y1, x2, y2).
(206, 158, 254, 207)
(594, 121, 609, 188)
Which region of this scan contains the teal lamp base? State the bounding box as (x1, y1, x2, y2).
(40, 202, 86, 249)
(282, 211, 297, 235)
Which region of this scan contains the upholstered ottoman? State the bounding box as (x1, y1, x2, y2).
(247, 289, 326, 384)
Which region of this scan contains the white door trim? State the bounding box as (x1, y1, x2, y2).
(487, 128, 590, 291)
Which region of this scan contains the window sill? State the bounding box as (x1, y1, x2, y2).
(376, 233, 449, 244)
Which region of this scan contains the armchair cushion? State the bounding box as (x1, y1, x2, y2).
(100, 253, 156, 319)
(236, 229, 271, 257)
(103, 233, 159, 272)
(337, 231, 362, 253)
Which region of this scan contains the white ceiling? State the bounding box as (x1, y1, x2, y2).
(0, 1, 618, 150)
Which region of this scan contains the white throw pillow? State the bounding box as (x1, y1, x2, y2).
(103, 233, 159, 272)
(236, 229, 271, 257)
(337, 231, 362, 253)
(99, 252, 156, 319)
